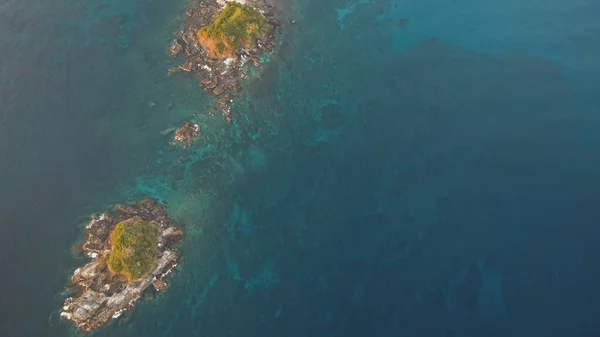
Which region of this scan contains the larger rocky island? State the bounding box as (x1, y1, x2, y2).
(169, 0, 281, 120)
(60, 199, 183, 332)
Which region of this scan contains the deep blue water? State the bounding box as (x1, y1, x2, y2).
(1, 0, 600, 336)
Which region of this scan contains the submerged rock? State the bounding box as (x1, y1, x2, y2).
(169, 0, 281, 117)
(60, 199, 183, 332)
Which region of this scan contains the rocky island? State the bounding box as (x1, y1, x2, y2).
(169, 0, 281, 119)
(60, 199, 183, 332)
(171, 122, 200, 148)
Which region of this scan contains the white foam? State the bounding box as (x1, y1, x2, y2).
(87, 213, 106, 228)
(112, 309, 124, 319)
(161, 262, 178, 278)
(224, 57, 235, 66)
(240, 54, 248, 67)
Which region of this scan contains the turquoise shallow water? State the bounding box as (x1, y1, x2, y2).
(1, 0, 600, 336)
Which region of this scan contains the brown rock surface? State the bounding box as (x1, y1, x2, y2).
(171, 122, 200, 148)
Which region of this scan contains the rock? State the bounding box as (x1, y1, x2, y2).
(398, 18, 409, 28)
(169, 39, 184, 57)
(71, 261, 102, 283)
(171, 122, 200, 148)
(59, 199, 183, 332)
(162, 227, 184, 237)
(153, 279, 167, 291)
(69, 290, 107, 322)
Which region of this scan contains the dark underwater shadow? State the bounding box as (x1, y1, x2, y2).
(223, 38, 600, 337)
(310, 39, 600, 337)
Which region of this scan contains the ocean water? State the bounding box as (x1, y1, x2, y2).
(1, 0, 600, 336)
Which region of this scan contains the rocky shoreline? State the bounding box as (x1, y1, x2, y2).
(60, 199, 183, 332)
(169, 0, 281, 120)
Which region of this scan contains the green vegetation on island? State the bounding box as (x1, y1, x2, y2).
(107, 218, 160, 282)
(196, 2, 270, 58)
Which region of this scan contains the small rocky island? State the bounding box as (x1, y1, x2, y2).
(171, 122, 200, 148)
(60, 199, 183, 332)
(169, 0, 281, 118)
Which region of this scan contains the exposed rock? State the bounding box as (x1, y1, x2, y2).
(60, 199, 183, 332)
(171, 122, 200, 148)
(153, 279, 167, 291)
(169, 39, 184, 57)
(162, 226, 184, 237)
